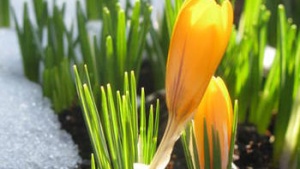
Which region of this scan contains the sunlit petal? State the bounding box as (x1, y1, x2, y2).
(194, 76, 233, 169)
(166, 0, 233, 123)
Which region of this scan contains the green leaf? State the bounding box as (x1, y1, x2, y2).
(274, 5, 296, 161)
(203, 120, 211, 169)
(116, 9, 127, 76)
(13, 3, 41, 82)
(139, 88, 147, 162)
(212, 128, 221, 169)
(227, 100, 238, 169)
(86, 0, 102, 20)
(73, 65, 112, 169)
(0, 0, 10, 27)
(76, 1, 98, 86)
(181, 123, 200, 169)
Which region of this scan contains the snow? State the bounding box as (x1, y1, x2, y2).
(0, 29, 23, 75)
(0, 69, 80, 169)
(0, 0, 82, 168)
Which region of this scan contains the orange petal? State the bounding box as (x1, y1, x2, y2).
(194, 76, 233, 169)
(165, 0, 233, 123)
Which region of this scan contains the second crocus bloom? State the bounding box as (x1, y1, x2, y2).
(194, 76, 233, 169)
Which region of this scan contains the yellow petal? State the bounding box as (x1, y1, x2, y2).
(165, 0, 233, 123)
(194, 76, 233, 169)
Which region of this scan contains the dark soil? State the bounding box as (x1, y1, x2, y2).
(234, 123, 275, 169)
(58, 92, 276, 169)
(59, 107, 92, 169)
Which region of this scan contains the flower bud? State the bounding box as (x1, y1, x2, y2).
(166, 0, 233, 123)
(194, 76, 233, 169)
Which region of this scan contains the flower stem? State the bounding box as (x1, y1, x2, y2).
(149, 115, 183, 169)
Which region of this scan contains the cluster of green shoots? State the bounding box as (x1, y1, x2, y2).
(74, 66, 160, 168)
(1, 0, 300, 168)
(12, 0, 152, 112)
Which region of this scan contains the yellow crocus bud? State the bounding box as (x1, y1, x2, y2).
(149, 0, 233, 169)
(194, 76, 233, 169)
(166, 0, 233, 122)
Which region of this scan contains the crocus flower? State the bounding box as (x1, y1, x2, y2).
(166, 0, 233, 123)
(149, 0, 233, 168)
(194, 76, 233, 169)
